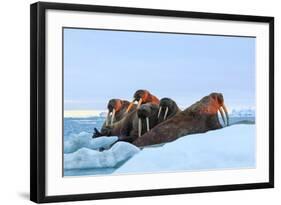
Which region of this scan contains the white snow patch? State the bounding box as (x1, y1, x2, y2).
(115, 124, 256, 174)
(64, 141, 140, 169)
(64, 132, 118, 153)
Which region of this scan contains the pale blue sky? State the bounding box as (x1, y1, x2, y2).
(64, 28, 255, 110)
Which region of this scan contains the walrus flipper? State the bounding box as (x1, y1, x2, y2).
(92, 128, 102, 138)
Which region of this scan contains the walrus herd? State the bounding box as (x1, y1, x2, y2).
(93, 90, 229, 148)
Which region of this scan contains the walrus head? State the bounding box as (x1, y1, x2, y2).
(126, 89, 160, 113)
(137, 103, 159, 137)
(126, 90, 149, 113)
(157, 98, 179, 122)
(105, 99, 123, 127)
(192, 92, 229, 127)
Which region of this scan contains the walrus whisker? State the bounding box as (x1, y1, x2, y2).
(146, 117, 150, 132)
(138, 118, 142, 137)
(157, 106, 162, 119)
(111, 108, 116, 126)
(163, 107, 169, 121)
(105, 111, 111, 126)
(218, 107, 226, 126)
(222, 104, 229, 126)
(125, 99, 136, 113)
(137, 98, 143, 109)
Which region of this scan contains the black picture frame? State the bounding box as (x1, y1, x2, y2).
(30, 1, 274, 203)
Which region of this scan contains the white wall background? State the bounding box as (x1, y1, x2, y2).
(0, 0, 279, 204)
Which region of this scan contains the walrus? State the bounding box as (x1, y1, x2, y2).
(93, 103, 160, 143)
(157, 97, 181, 123)
(119, 103, 160, 143)
(125, 89, 160, 113)
(104, 99, 136, 126)
(92, 99, 136, 138)
(132, 93, 229, 147)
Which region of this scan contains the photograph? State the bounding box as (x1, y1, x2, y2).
(63, 28, 256, 177)
(30, 2, 274, 202)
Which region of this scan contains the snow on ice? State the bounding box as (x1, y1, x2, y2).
(115, 124, 256, 174)
(64, 141, 140, 169)
(64, 132, 118, 153)
(64, 124, 255, 174)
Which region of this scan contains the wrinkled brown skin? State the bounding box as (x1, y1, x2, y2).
(100, 103, 160, 143)
(119, 103, 160, 143)
(93, 99, 136, 138)
(133, 93, 225, 147)
(101, 110, 136, 138)
(101, 99, 136, 128)
(133, 89, 160, 106)
(157, 98, 181, 123)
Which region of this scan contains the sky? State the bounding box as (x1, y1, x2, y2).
(64, 28, 255, 111)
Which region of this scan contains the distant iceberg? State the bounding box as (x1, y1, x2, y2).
(230, 108, 255, 117)
(99, 112, 108, 118)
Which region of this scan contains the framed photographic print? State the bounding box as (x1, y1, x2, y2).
(30, 2, 274, 203)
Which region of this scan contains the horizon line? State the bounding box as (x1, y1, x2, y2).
(64, 107, 256, 118)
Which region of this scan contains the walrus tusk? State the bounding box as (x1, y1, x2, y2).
(222, 103, 229, 126)
(125, 99, 135, 113)
(218, 107, 226, 126)
(157, 106, 162, 119)
(138, 118, 142, 137)
(137, 98, 143, 109)
(146, 117, 150, 132)
(105, 111, 111, 126)
(163, 107, 169, 121)
(110, 108, 116, 126)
